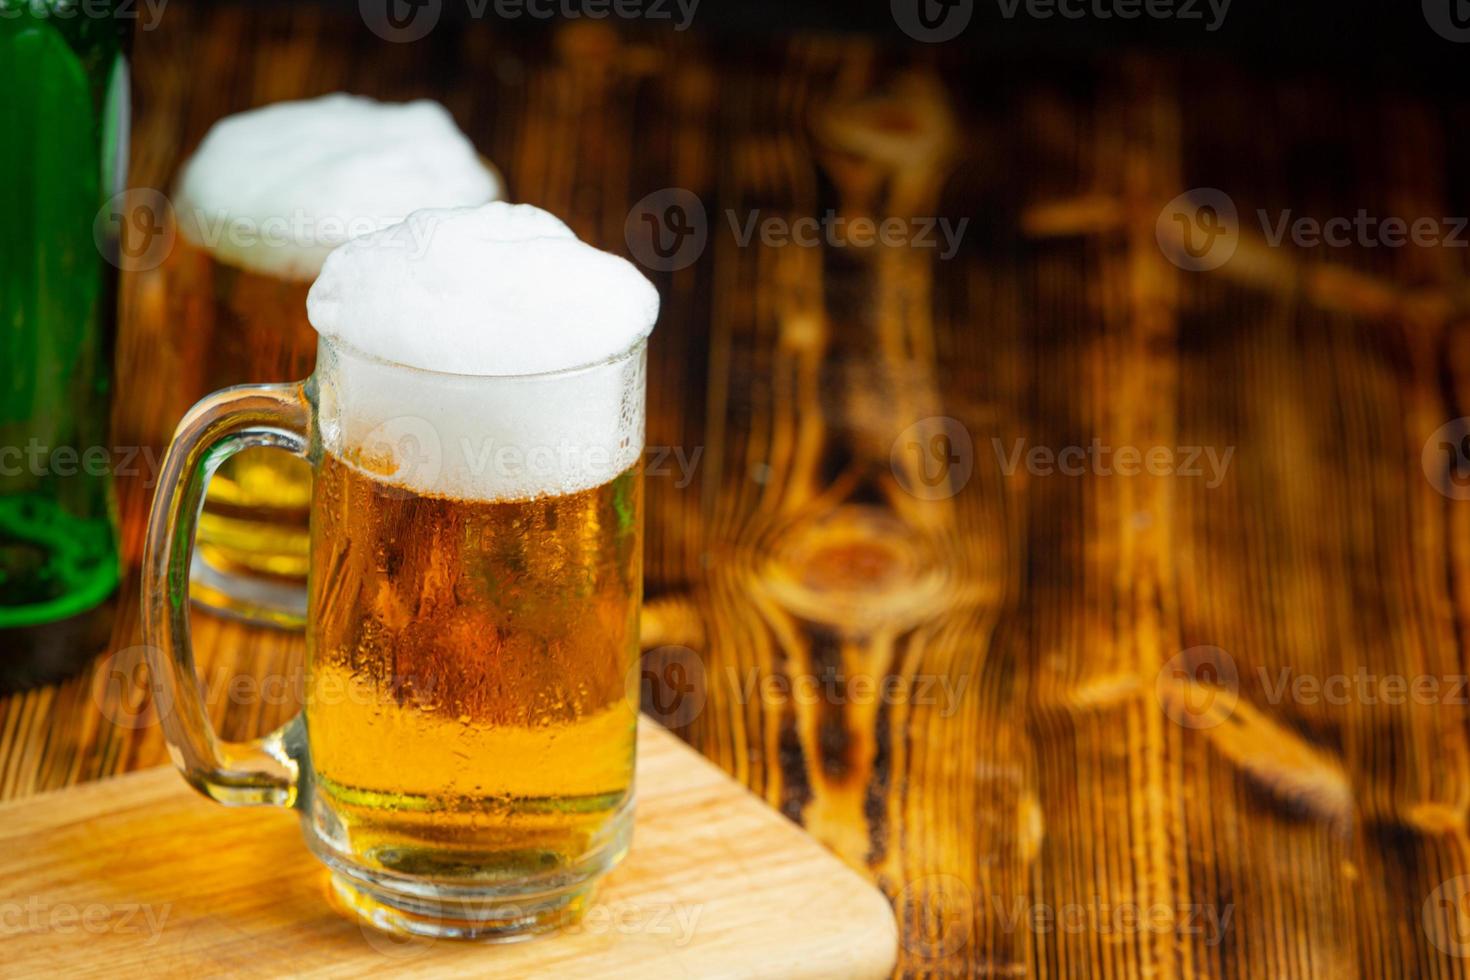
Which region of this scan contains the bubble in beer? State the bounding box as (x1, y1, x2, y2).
(173, 94, 501, 280)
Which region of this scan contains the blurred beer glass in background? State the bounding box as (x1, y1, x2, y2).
(162, 94, 502, 626)
(0, 5, 129, 689)
(143, 202, 658, 938)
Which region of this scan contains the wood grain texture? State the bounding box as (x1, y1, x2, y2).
(3, 7, 1469, 978)
(0, 721, 897, 978)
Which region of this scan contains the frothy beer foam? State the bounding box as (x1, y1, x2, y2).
(307, 202, 660, 501)
(173, 94, 501, 280)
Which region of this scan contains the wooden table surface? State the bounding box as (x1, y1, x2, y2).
(5, 7, 1470, 978)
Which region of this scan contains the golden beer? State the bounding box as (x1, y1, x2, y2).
(164, 233, 317, 588)
(306, 450, 642, 878)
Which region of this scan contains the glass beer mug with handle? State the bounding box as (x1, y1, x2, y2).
(141, 203, 658, 939)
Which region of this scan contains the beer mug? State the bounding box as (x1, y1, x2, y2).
(141, 215, 652, 937)
(163, 95, 502, 628)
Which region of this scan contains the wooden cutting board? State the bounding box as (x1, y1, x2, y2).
(0, 721, 897, 978)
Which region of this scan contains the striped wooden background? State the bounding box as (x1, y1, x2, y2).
(4, 8, 1470, 977)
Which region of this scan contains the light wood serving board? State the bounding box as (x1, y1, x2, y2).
(0, 721, 897, 978)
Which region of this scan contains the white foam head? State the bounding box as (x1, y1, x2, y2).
(307, 202, 659, 500)
(173, 94, 501, 280)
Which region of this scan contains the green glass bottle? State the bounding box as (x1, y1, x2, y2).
(0, 2, 129, 688)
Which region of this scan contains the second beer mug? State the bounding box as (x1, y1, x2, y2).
(142, 203, 658, 938)
(165, 94, 502, 626)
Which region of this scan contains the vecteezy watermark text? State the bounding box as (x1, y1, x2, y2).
(1158, 188, 1470, 272)
(96, 188, 447, 273)
(890, 0, 1228, 44)
(631, 646, 971, 729)
(624, 189, 970, 272)
(457, 438, 702, 489)
(0, 441, 163, 487)
(988, 896, 1234, 946)
(0, 0, 167, 30)
(0, 899, 171, 945)
(993, 438, 1235, 488)
(726, 210, 968, 260)
(353, 419, 705, 494)
(1257, 667, 1470, 707)
(566, 900, 703, 946)
(1258, 210, 1470, 250)
(1157, 646, 1470, 730)
(895, 873, 1235, 960)
(726, 666, 970, 718)
(360, 0, 698, 43)
(993, 0, 1229, 31)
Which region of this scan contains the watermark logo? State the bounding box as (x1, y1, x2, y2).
(1155, 645, 1239, 729)
(891, 416, 975, 501)
(891, 0, 974, 42)
(356, 915, 440, 960)
(95, 187, 175, 272)
(1154, 646, 1470, 727)
(1423, 0, 1470, 42)
(92, 644, 170, 732)
(625, 188, 709, 272)
(1156, 188, 1238, 272)
(896, 874, 974, 958)
(624, 649, 967, 728)
(1423, 417, 1470, 500)
(360, 0, 443, 41)
(1159, 188, 1470, 271)
(629, 645, 707, 728)
(1425, 875, 1470, 957)
(93, 189, 451, 272)
(355, 415, 445, 499)
(894, 873, 1236, 960)
(350, 894, 702, 954)
(95, 647, 966, 732)
(623, 189, 969, 273)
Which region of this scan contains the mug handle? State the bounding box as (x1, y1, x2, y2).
(141, 382, 312, 807)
